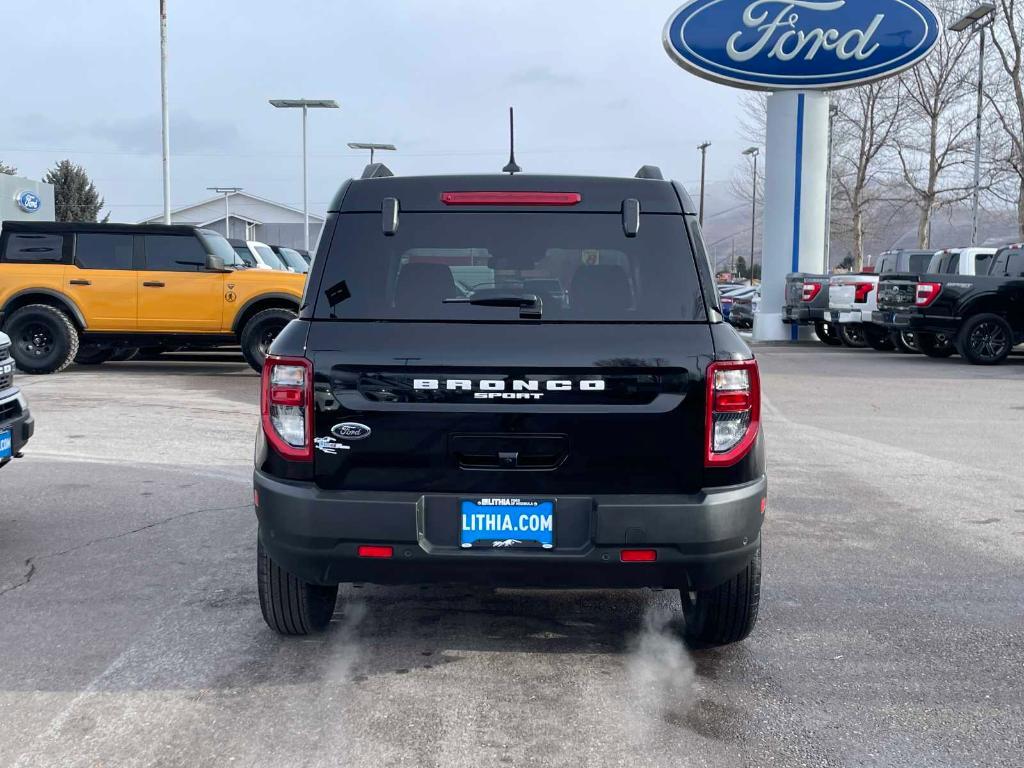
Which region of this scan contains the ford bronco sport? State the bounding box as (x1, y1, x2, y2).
(254, 165, 767, 647)
(0, 221, 306, 374)
(0, 330, 33, 469)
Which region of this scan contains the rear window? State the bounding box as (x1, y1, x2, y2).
(75, 233, 133, 270)
(907, 253, 931, 273)
(974, 252, 995, 275)
(2, 232, 65, 263)
(313, 213, 706, 322)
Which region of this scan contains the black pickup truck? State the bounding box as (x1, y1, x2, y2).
(782, 273, 839, 345)
(254, 164, 767, 646)
(875, 244, 1024, 364)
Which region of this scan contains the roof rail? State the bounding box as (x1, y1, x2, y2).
(635, 165, 664, 180)
(361, 163, 394, 180)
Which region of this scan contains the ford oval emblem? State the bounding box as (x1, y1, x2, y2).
(15, 190, 42, 213)
(663, 0, 941, 91)
(331, 422, 372, 441)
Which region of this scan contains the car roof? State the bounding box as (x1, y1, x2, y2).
(2, 220, 198, 236)
(331, 172, 694, 215)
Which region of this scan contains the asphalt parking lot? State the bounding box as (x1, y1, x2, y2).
(1, 346, 1022, 768)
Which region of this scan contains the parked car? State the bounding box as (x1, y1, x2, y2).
(721, 285, 755, 323)
(271, 245, 310, 274)
(729, 287, 760, 329)
(782, 273, 839, 345)
(229, 239, 290, 271)
(875, 243, 1024, 365)
(829, 250, 936, 350)
(0, 331, 34, 469)
(295, 248, 312, 266)
(254, 164, 766, 646)
(0, 221, 306, 373)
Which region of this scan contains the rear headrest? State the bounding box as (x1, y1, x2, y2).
(394, 262, 457, 314)
(570, 265, 632, 317)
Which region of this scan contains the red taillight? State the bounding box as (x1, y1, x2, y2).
(705, 359, 761, 467)
(440, 191, 582, 206)
(854, 283, 875, 303)
(915, 282, 942, 307)
(357, 545, 394, 559)
(620, 549, 657, 563)
(261, 355, 313, 462)
(801, 283, 822, 302)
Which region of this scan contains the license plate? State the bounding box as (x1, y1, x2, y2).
(460, 498, 555, 550)
(831, 311, 840, 322)
(0, 430, 11, 459)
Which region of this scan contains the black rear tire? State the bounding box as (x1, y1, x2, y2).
(916, 332, 955, 358)
(863, 325, 895, 351)
(75, 344, 115, 366)
(680, 541, 761, 648)
(6, 304, 80, 374)
(814, 321, 842, 346)
(889, 331, 919, 354)
(957, 313, 1014, 366)
(257, 537, 338, 635)
(838, 324, 868, 348)
(240, 307, 297, 373)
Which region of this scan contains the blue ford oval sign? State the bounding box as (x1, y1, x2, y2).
(664, 0, 941, 90)
(15, 190, 42, 214)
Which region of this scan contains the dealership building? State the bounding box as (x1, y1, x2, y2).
(139, 191, 324, 250)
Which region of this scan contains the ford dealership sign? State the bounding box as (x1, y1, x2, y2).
(664, 0, 941, 90)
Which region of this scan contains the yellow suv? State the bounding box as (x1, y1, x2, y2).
(0, 221, 306, 374)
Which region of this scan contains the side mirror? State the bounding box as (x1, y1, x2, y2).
(206, 254, 228, 272)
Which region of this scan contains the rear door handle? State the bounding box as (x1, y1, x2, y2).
(69, 279, 91, 286)
(143, 281, 166, 288)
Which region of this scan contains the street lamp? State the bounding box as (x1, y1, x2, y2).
(269, 99, 340, 251)
(348, 142, 397, 165)
(159, 0, 171, 224)
(207, 187, 242, 239)
(949, 3, 997, 246)
(743, 147, 760, 282)
(697, 142, 711, 227)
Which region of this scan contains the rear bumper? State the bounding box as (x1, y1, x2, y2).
(829, 308, 874, 324)
(781, 306, 825, 324)
(254, 471, 767, 591)
(0, 389, 34, 468)
(872, 311, 960, 334)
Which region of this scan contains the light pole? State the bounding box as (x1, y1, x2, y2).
(348, 142, 397, 166)
(269, 99, 339, 251)
(697, 141, 711, 227)
(159, 0, 171, 224)
(950, 3, 997, 246)
(207, 187, 242, 239)
(825, 103, 839, 272)
(743, 147, 760, 282)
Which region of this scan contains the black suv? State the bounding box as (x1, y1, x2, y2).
(254, 165, 767, 646)
(0, 331, 34, 469)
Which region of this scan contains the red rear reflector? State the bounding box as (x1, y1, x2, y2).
(713, 390, 752, 412)
(270, 387, 304, 406)
(357, 545, 394, 559)
(620, 549, 657, 563)
(760, 497, 767, 515)
(441, 191, 582, 206)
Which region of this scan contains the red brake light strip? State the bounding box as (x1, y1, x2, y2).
(441, 191, 582, 206)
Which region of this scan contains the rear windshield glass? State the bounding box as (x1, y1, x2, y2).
(313, 213, 706, 322)
(907, 253, 931, 273)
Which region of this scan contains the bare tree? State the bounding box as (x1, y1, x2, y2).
(831, 83, 902, 270)
(0, 160, 16, 175)
(986, 0, 1024, 239)
(894, 8, 977, 248)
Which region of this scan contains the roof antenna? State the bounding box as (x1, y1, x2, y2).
(502, 107, 522, 175)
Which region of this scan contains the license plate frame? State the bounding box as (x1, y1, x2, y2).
(459, 498, 555, 550)
(0, 429, 11, 460)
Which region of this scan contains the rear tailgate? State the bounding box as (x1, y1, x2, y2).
(829, 275, 878, 311)
(877, 275, 918, 310)
(307, 322, 715, 496)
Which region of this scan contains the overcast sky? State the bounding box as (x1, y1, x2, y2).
(0, 1, 749, 223)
